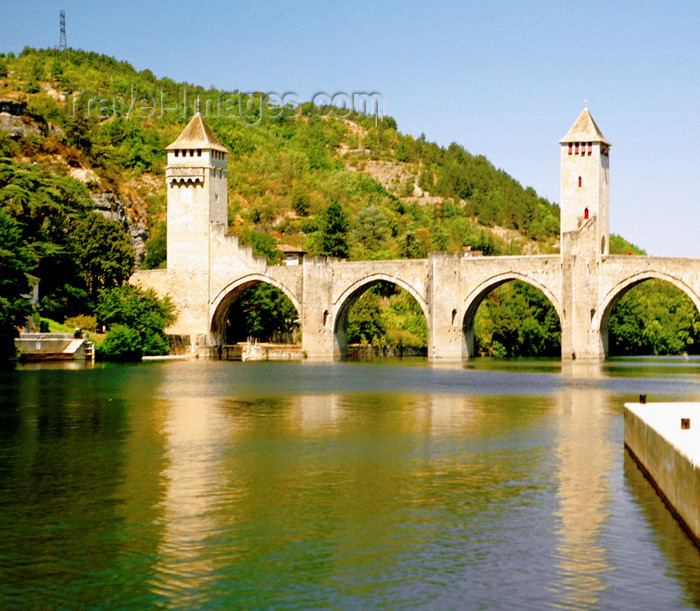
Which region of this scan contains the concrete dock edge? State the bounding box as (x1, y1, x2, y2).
(624, 402, 700, 549)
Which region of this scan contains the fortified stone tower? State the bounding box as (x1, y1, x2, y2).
(559, 106, 612, 360)
(164, 112, 228, 271)
(559, 106, 610, 256)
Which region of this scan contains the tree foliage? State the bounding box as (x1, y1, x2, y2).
(474, 281, 561, 357)
(98, 324, 143, 362)
(0, 158, 93, 320)
(347, 283, 427, 350)
(96, 284, 176, 359)
(347, 290, 387, 346)
(224, 283, 299, 344)
(315, 200, 349, 258)
(71, 213, 134, 300)
(0, 210, 34, 358)
(608, 280, 700, 355)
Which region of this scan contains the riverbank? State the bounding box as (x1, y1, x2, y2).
(624, 401, 700, 548)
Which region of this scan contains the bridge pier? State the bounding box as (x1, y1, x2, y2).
(428, 253, 471, 359)
(300, 258, 337, 359)
(560, 222, 607, 360)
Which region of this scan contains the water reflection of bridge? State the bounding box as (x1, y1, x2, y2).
(131, 361, 643, 607)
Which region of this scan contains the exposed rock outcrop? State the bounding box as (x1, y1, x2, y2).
(91, 191, 149, 268)
(0, 98, 63, 139)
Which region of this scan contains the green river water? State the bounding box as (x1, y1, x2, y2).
(1, 357, 699, 609)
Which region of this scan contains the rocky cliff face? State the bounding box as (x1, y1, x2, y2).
(0, 98, 63, 139)
(91, 191, 149, 268)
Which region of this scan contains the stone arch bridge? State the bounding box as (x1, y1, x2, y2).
(131, 108, 700, 360)
(133, 222, 700, 360)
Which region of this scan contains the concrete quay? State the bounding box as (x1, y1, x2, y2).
(15, 332, 94, 361)
(624, 402, 700, 548)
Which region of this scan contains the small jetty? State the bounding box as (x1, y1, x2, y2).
(624, 401, 700, 548)
(15, 332, 95, 362)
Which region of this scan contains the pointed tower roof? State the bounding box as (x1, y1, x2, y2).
(166, 113, 228, 152)
(560, 107, 610, 145)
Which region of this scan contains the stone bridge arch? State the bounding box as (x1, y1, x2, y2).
(594, 271, 700, 357)
(210, 273, 302, 345)
(331, 272, 430, 357)
(461, 272, 564, 358)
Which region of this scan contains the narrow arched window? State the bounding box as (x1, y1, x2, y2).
(578, 176, 582, 188)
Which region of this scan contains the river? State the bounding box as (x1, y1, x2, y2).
(1, 357, 699, 609)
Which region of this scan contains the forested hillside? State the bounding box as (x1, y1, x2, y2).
(1, 47, 698, 358)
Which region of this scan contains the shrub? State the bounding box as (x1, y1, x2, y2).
(97, 324, 142, 361)
(95, 284, 176, 358)
(0, 131, 19, 158)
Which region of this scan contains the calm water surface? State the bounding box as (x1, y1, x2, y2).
(1, 357, 699, 609)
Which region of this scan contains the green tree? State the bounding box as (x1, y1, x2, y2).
(98, 324, 142, 362)
(96, 284, 176, 359)
(239, 228, 282, 264)
(0, 131, 19, 158)
(0, 211, 34, 359)
(317, 200, 349, 258)
(291, 187, 310, 216)
(0, 158, 93, 321)
(99, 118, 164, 173)
(71, 213, 135, 300)
(384, 287, 428, 349)
(474, 281, 561, 357)
(224, 283, 299, 344)
(608, 280, 700, 355)
(347, 289, 387, 345)
(351, 205, 391, 257)
(142, 220, 167, 269)
(65, 112, 95, 156)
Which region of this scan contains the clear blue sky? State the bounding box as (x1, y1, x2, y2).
(3, 0, 699, 257)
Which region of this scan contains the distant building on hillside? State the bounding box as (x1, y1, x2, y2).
(277, 244, 306, 265)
